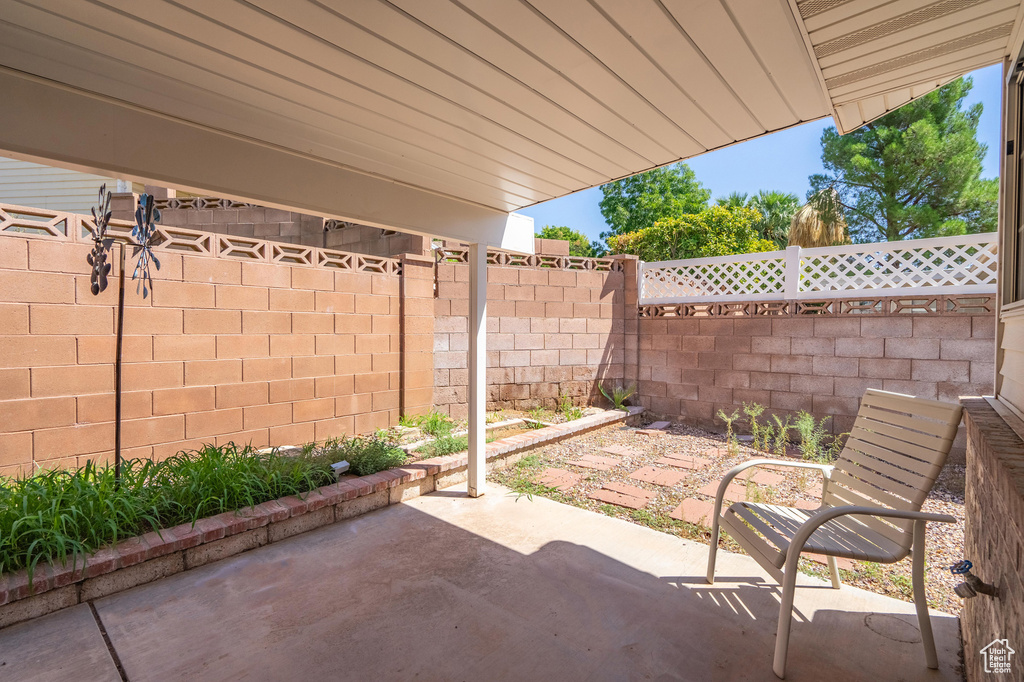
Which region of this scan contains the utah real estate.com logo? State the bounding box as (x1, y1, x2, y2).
(980, 638, 1015, 675)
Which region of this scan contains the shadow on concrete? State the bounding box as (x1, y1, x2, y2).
(0, 490, 960, 682)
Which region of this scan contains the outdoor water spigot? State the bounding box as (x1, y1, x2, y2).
(950, 560, 999, 599)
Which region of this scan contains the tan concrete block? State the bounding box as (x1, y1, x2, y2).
(291, 312, 333, 335)
(31, 364, 113, 398)
(291, 266, 335, 291)
(241, 262, 291, 288)
(270, 288, 315, 312)
(242, 402, 293, 430)
(0, 335, 77, 368)
(270, 334, 315, 357)
(152, 280, 215, 309)
(939, 338, 994, 362)
(884, 337, 939, 359)
(77, 390, 152, 423)
(32, 422, 113, 458)
(240, 310, 290, 334)
(216, 382, 269, 409)
(184, 359, 243, 386)
(835, 337, 883, 358)
(122, 361, 183, 391)
(0, 303, 29, 336)
(292, 397, 334, 423)
(216, 285, 269, 311)
(291, 355, 333, 379)
(913, 316, 970, 339)
(186, 408, 243, 439)
(80, 552, 184, 602)
(122, 415, 185, 447)
(183, 309, 241, 335)
(121, 307, 182, 335)
(184, 527, 268, 569)
(183, 256, 241, 285)
(217, 335, 269, 359)
(860, 317, 913, 338)
(29, 304, 111, 335)
(354, 295, 390, 315)
(750, 336, 790, 354)
(859, 358, 911, 379)
(0, 368, 30, 400)
(0, 431, 33, 468)
(812, 355, 859, 377)
(0, 237, 28, 269)
(0, 270, 74, 304)
(335, 489, 389, 521)
(0, 585, 79, 629)
(153, 335, 217, 361)
(269, 378, 315, 403)
(770, 355, 812, 374)
(153, 386, 216, 416)
(911, 359, 970, 383)
(242, 357, 291, 382)
(0, 395, 75, 432)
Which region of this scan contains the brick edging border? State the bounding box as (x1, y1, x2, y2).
(0, 407, 642, 628)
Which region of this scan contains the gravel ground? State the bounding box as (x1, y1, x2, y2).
(487, 420, 967, 616)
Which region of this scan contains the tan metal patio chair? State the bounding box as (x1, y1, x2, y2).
(705, 389, 962, 679)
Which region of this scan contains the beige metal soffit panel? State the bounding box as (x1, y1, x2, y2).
(788, 0, 1024, 133)
(0, 67, 534, 251)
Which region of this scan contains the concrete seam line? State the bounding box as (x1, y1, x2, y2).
(88, 601, 129, 682)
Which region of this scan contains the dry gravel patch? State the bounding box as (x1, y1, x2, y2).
(488, 420, 967, 616)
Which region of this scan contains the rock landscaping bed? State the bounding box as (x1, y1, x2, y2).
(488, 420, 967, 616)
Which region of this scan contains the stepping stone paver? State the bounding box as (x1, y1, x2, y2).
(669, 498, 717, 526)
(600, 444, 639, 457)
(792, 499, 820, 510)
(537, 468, 583, 492)
(628, 466, 689, 487)
(703, 447, 731, 457)
(647, 421, 672, 430)
(572, 454, 620, 471)
(697, 480, 747, 502)
(806, 553, 856, 571)
(634, 429, 663, 436)
(656, 454, 711, 470)
(587, 481, 655, 510)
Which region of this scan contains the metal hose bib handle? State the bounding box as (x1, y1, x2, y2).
(950, 560, 999, 599)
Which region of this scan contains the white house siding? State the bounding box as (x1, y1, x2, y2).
(0, 156, 117, 215)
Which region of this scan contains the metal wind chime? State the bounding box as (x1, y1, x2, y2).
(87, 185, 161, 485)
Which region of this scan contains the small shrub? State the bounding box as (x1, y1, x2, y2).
(416, 434, 468, 459)
(558, 393, 584, 421)
(770, 414, 792, 456)
(415, 411, 455, 438)
(333, 435, 407, 476)
(599, 382, 637, 410)
(486, 410, 505, 424)
(398, 414, 418, 428)
(742, 402, 766, 449)
(793, 411, 844, 462)
(716, 408, 740, 455)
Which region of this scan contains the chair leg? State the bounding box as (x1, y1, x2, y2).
(773, 562, 801, 679)
(912, 520, 938, 669)
(827, 555, 841, 589)
(706, 502, 725, 584)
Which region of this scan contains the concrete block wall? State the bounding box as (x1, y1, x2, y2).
(636, 311, 994, 462)
(0, 233, 431, 477)
(432, 256, 629, 419)
(961, 399, 1024, 680)
(323, 223, 431, 258)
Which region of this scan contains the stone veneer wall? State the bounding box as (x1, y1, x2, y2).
(635, 298, 996, 463)
(0, 218, 434, 476)
(961, 399, 1024, 680)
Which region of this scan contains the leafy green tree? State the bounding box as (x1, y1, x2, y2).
(535, 225, 606, 257)
(748, 190, 801, 249)
(809, 77, 997, 242)
(606, 206, 775, 261)
(599, 164, 710, 239)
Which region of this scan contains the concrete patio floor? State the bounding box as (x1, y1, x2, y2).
(0, 484, 961, 681)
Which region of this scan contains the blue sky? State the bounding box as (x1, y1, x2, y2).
(519, 64, 1004, 242)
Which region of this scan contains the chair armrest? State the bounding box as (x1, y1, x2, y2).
(783, 505, 956, 574)
(714, 459, 833, 510)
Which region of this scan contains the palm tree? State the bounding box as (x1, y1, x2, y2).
(788, 188, 850, 248)
(715, 191, 749, 208)
(748, 190, 800, 249)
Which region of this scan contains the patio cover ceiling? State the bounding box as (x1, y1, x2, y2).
(0, 0, 1021, 248)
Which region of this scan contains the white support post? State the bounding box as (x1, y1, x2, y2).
(467, 242, 487, 498)
(784, 245, 802, 300)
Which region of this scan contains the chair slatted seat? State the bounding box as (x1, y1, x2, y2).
(705, 389, 962, 679)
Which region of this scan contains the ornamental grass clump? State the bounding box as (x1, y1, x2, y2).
(0, 443, 340, 583)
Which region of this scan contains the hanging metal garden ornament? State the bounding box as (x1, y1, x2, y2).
(87, 184, 114, 295)
(131, 193, 161, 298)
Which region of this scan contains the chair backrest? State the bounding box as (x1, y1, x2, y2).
(824, 389, 963, 550)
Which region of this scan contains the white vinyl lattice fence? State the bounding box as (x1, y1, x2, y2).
(638, 234, 998, 304)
